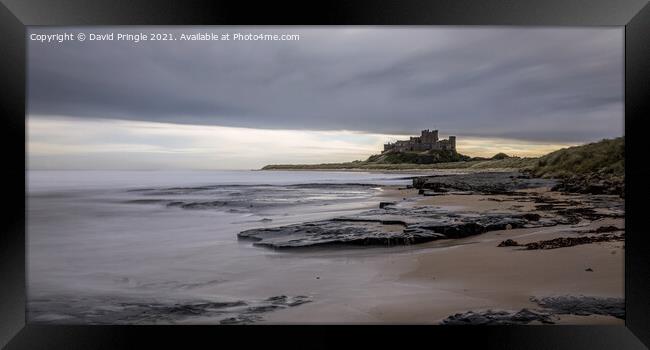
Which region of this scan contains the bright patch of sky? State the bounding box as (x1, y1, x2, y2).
(28, 116, 579, 170)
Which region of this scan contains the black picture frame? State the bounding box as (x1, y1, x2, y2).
(1, 0, 649, 348)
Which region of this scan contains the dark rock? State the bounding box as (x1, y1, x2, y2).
(441, 308, 554, 325)
(245, 305, 282, 313)
(532, 196, 624, 222)
(531, 296, 624, 319)
(238, 220, 446, 249)
(441, 295, 625, 325)
(412, 177, 429, 189)
(412, 172, 556, 195)
(29, 293, 312, 325)
(585, 268, 593, 272)
(219, 315, 263, 324)
(498, 239, 519, 247)
(163, 301, 245, 316)
(523, 233, 624, 250)
(551, 173, 624, 197)
(238, 174, 623, 250)
(264, 295, 311, 307)
(589, 225, 622, 234)
(239, 206, 551, 249)
(522, 213, 541, 221)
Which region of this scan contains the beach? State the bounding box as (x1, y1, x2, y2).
(259, 184, 624, 324)
(27, 170, 624, 324)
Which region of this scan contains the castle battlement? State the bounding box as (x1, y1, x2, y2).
(383, 129, 456, 152)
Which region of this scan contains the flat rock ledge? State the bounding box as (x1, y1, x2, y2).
(441, 308, 554, 325)
(412, 172, 556, 195)
(441, 295, 624, 325)
(238, 206, 563, 249)
(498, 232, 624, 250)
(531, 295, 625, 319)
(29, 295, 311, 325)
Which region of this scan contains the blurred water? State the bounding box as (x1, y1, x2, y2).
(27, 170, 419, 324)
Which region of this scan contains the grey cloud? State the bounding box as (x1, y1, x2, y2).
(28, 26, 623, 142)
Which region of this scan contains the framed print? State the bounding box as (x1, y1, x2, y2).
(1, 0, 649, 348)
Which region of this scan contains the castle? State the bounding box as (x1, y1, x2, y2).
(383, 129, 456, 153)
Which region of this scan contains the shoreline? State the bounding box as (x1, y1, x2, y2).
(27, 169, 624, 325)
(259, 174, 624, 324)
(256, 167, 523, 174)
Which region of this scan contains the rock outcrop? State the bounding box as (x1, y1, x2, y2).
(441, 308, 554, 325)
(239, 206, 562, 249)
(441, 295, 624, 325)
(412, 172, 555, 195)
(240, 172, 623, 250)
(551, 173, 624, 197)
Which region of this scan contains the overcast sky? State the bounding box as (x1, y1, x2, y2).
(27, 27, 623, 170)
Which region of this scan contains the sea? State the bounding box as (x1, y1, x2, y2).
(26, 170, 423, 324)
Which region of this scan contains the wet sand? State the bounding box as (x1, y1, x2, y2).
(28, 171, 623, 324)
(263, 187, 624, 324)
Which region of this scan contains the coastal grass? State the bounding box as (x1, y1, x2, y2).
(530, 137, 624, 178)
(262, 137, 624, 176)
(262, 156, 539, 171)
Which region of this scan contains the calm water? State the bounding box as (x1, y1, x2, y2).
(27, 170, 422, 324)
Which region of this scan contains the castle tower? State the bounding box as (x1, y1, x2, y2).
(420, 129, 439, 144)
(420, 129, 428, 143)
(449, 136, 456, 150)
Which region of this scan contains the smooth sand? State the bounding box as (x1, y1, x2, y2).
(262, 188, 624, 324)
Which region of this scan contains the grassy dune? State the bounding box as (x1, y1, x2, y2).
(531, 137, 624, 178)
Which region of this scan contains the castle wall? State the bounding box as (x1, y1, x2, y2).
(437, 140, 450, 150)
(383, 129, 456, 153)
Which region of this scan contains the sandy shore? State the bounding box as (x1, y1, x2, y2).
(262, 186, 624, 324)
